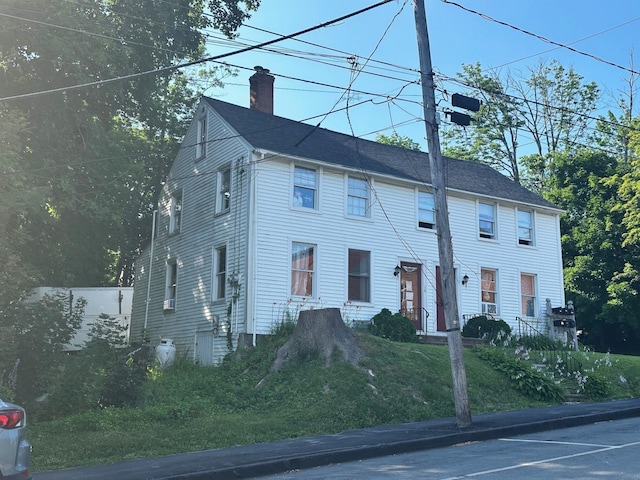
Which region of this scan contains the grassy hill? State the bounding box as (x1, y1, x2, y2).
(28, 330, 640, 472)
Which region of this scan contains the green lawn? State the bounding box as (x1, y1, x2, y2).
(28, 333, 640, 472)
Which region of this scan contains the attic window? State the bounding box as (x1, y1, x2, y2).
(169, 191, 182, 235)
(196, 115, 207, 159)
(216, 168, 230, 213)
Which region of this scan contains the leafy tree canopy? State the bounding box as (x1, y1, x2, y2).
(442, 60, 599, 190)
(0, 0, 259, 289)
(376, 132, 422, 151)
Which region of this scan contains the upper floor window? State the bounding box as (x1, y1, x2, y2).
(292, 166, 317, 209)
(216, 168, 230, 213)
(214, 245, 227, 300)
(517, 210, 534, 246)
(196, 115, 207, 159)
(478, 202, 496, 239)
(164, 259, 177, 311)
(169, 191, 182, 235)
(291, 242, 315, 297)
(348, 249, 370, 302)
(418, 191, 435, 229)
(347, 177, 370, 218)
(481, 268, 498, 315)
(521, 273, 536, 317)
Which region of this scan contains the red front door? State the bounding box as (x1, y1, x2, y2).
(400, 262, 422, 331)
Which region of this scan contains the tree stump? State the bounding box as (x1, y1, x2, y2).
(271, 308, 363, 372)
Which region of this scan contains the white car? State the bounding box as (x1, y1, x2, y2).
(0, 398, 31, 479)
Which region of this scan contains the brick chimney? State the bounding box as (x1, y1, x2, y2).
(249, 66, 274, 114)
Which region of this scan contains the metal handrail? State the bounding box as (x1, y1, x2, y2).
(516, 316, 544, 338)
(515, 316, 582, 373)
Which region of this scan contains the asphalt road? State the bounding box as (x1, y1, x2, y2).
(260, 416, 640, 479)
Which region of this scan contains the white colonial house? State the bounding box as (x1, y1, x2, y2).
(130, 68, 566, 365)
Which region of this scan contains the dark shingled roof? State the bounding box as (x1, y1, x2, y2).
(204, 97, 559, 211)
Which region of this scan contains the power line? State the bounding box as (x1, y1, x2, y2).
(436, 72, 640, 135)
(486, 15, 640, 71)
(441, 0, 640, 76)
(0, 0, 394, 102)
(1, 2, 419, 95)
(297, 0, 410, 146)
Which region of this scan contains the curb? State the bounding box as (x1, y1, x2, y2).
(33, 399, 640, 480)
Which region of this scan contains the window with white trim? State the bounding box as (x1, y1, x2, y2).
(478, 202, 496, 239)
(517, 210, 534, 246)
(481, 268, 498, 315)
(164, 259, 177, 311)
(418, 191, 435, 229)
(347, 177, 370, 217)
(169, 192, 182, 235)
(521, 273, 536, 317)
(291, 242, 315, 297)
(214, 246, 226, 300)
(348, 249, 370, 302)
(292, 166, 317, 209)
(196, 115, 207, 159)
(216, 168, 231, 213)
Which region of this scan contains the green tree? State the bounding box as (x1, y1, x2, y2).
(442, 60, 599, 190)
(376, 132, 422, 151)
(1, 294, 85, 403)
(544, 149, 640, 353)
(0, 0, 259, 287)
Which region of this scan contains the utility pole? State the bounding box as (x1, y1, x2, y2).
(413, 0, 472, 427)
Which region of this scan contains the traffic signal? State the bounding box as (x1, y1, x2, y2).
(451, 93, 481, 112)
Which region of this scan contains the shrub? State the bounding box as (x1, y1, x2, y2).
(583, 372, 611, 398)
(516, 334, 568, 351)
(41, 314, 152, 418)
(369, 308, 418, 343)
(462, 315, 512, 343)
(474, 346, 564, 402)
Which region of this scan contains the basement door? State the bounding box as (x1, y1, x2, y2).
(400, 262, 423, 332)
(195, 330, 215, 366)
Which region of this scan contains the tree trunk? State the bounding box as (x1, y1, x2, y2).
(271, 308, 363, 372)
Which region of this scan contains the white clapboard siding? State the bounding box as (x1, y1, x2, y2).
(132, 97, 566, 364)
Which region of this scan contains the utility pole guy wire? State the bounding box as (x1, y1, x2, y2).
(413, 0, 472, 427)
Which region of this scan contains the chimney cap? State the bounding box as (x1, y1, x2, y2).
(253, 65, 270, 74)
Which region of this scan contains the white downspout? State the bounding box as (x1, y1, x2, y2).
(143, 210, 157, 330)
(250, 150, 263, 346)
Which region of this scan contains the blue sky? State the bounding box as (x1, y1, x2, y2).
(203, 0, 640, 150)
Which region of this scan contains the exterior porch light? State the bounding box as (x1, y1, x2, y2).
(462, 274, 469, 287)
(394, 265, 401, 277)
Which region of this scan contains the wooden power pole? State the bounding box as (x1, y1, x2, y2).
(413, 0, 472, 427)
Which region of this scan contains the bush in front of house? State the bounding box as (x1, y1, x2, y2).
(462, 315, 512, 343)
(474, 346, 565, 402)
(39, 314, 152, 419)
(369, 308, 418, 343)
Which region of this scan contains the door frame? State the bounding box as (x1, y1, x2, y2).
(399, 262, 424, 332)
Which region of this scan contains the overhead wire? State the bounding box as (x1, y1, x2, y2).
(3, 0, 637, 180)
(0, 0, 395, 102)
(441, 0, 640, 76)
